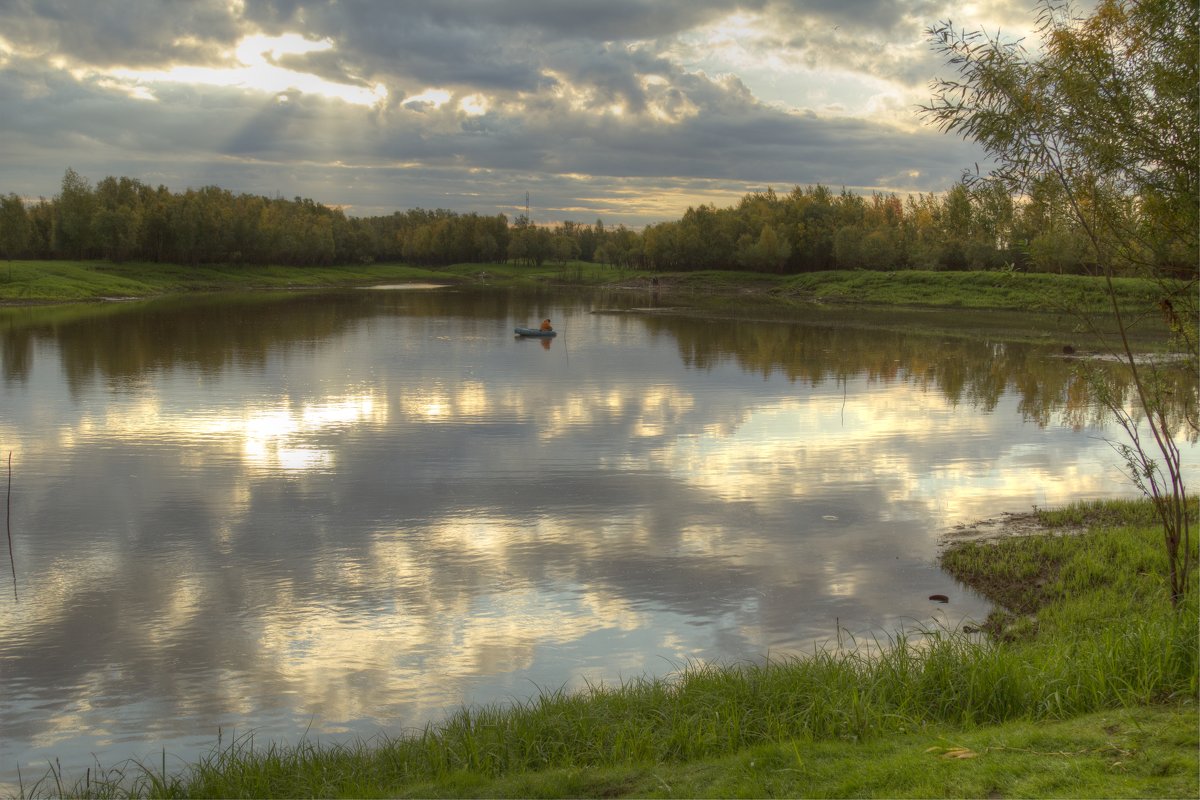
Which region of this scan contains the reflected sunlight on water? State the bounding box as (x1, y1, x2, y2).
(0, 288, 1195, 789)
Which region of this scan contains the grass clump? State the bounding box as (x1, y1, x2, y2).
(779, 269, 1173, 314)
(942, 496, 1198, 643)
(1035, 496, 1179, 529)
(24, 498, 1199, 798)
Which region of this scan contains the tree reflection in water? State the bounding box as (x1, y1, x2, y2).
(0, 287, 1194, 793)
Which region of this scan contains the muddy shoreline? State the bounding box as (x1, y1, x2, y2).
(938, 511, 1085, 547)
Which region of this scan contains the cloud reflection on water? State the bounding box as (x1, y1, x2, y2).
(0, 289, 1195, 789)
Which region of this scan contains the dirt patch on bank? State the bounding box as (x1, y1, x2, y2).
(937, 511, 1091, 640)
(938, 511, 1085, 546)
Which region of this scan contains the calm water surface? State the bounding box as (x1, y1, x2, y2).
(1, 287, 1194, 788)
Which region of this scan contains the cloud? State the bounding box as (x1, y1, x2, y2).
(0, 0, 1003, 226)
(246, 0, 741, 43)
(7, 288, 1173, 787)
(0, 0, 242, 67)
(769, 0, 934, 31)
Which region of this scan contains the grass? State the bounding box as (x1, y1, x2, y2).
(0, 259, 639, 303)
(2, 259, 1193, 796)
(1, 260, 1180, 319)
(0, 260, 453, 302)
(1034, 497, 1176, 529)
(44, 706, 1195, 799)
(778, 269, 1175, 315)
(941, 498, 1199, 641)
(21, 499, 1197, 798)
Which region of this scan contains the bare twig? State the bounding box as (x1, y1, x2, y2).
(7, 450, 15, 602)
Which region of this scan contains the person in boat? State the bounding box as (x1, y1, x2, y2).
(540, 318, 553, 332)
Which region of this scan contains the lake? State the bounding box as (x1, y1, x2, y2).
(1, 285, 1194, 790)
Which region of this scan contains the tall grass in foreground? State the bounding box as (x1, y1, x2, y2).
(25, 500, 1199, 799)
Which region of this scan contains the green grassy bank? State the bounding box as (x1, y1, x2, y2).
(0, 259, 1181, 316)
(778, 268, 1173, 314)
(0, 260, 452, 302)
(24, 499, 1197, 799)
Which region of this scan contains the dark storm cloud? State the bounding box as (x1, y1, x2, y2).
(0, 0, 992, 225)
(0, 0, 242, 66)
(436, 0, 742, 39)
(1, 21, 954, 188)
(238, 0, 735, 96)
(769, 0, 940, 30)
(244, 0, 742, 43)
(302, 9, 548, 93)
(0, 45, 977, 224)
(0, 52, 278, 160)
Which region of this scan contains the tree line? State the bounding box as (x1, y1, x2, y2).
(0, 165, 1193, 277)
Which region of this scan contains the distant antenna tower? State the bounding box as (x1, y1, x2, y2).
(525, 192, 530, 224)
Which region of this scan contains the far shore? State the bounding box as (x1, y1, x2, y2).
(0, 258, 1182, 319)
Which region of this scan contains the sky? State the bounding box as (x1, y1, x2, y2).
(0, 0, 1043, 228)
